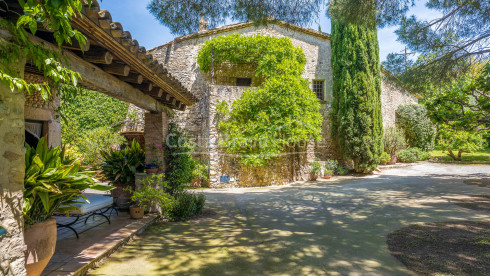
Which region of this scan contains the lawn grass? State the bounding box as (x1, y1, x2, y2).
(429, 147, 490, 164)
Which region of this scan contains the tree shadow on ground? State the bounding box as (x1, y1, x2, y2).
(90, 168, 490, 275)
(387, 221, 490, 275)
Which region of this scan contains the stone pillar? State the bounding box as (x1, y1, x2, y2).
(0, 57, 27, 275)
(144, 112, 169, 172)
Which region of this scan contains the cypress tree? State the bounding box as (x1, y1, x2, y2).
(330, 19, 383, 173)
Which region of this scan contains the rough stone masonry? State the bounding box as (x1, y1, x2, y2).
(143, 21, 418, 187)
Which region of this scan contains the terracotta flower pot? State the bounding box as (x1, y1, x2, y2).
(310, 173, 318, 181)
(24, 218, 57, 276)
(192, 178, 203, 188)
(323, 175, 331, 179)
(129, 206, 145, 219)
(145, 168, 158, 174)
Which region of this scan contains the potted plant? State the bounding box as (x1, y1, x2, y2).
(101, 140, 145, 209)
(323, 169, 333, 179)
(192, 160, 209, 187)
(145, 142, 163, 173)
(310, 161, 322, 181)
(24, 138, 112, 276)
(145, 161, 160, 174)
(126, 174, 174, 218)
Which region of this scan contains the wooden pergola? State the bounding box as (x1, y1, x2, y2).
(1, 0, 196, 113)
(0, 2, 195, 274)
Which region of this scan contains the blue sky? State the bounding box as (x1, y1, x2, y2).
(98, 0, 440, 61)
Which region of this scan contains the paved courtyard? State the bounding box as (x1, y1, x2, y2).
(91, 163, 490, 275)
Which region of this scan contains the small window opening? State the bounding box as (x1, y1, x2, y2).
(313, 80, 325, 101)
(236, 78, 252, 87)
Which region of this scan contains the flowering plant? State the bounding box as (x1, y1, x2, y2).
(147, 142, 163, 167)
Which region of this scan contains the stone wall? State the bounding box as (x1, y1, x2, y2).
(207, 85, 314, 187)
(23, 73, 61, 147)
(148, 23, 418, 187)
(0, 60, 26, 276)
(380, 74, 418, 128)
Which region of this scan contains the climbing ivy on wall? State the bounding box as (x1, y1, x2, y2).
(61, 89, 129, 132)
(330, 20, 383, 173)
(198, 34, 322, 167)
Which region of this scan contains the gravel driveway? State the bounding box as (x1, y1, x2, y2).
(91, 163, 490, 276)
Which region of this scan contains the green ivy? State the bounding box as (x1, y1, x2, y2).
(0, 1, 90, 100)
(165, 123, 196, 193)
(197, 34, 322, 167)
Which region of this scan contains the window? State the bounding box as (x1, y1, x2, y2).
(236, 78, 252, 87)
(313, 80, 325, 101)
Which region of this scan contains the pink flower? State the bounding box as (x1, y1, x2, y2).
(157, 145, 162, 149)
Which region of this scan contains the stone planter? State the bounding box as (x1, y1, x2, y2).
(145, 168, 158, 174)
(24, 218, 57, 276)
(129, 206, 144, 219)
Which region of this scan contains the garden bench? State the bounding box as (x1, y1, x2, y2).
(55, 193, 118, 239)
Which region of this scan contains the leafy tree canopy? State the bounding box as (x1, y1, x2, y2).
(197, 34, 322, 166)
(0, 0, 88, 99)
(424, 63, 490, 132)
(385, 0, 489, 85)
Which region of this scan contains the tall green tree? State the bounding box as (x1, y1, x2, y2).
(330, 15, 383, 173)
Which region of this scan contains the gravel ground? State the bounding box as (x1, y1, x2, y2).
(91, 163, 490, 276)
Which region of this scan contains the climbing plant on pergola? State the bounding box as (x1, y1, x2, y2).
(198, 34, 322, 167)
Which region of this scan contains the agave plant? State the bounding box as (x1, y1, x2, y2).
(24, 138, 113, 225)
(101, 139, 145, 186)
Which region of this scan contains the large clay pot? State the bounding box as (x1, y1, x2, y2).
(310, 173, 318, 181)
(24, 218, 57, 276)
(112, 184, 134, 210)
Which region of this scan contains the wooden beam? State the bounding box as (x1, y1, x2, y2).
(74, 11, 194, 106)
(102, 64, 130, 76)
(82, 50, 113, 64)
(118, 73, 143, 84)
(26, 32, 172, 114)
(134, 82, 153, 92)
(61, 39, 90, 52)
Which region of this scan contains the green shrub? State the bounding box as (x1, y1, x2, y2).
(77, 126, 126, 168)
(437, 127, 486, 161)
(335, 165, 349, 175)
(24, 138, 113, 225)
(324, 159, 338, 170)
(165, 123, 196, 193)
(323, 169, 334, 176)
(383, 127, 407, 154)
(380, 152, 391, 164)
(125, 174, 174, 215)
(310, 161, 323, 174)
(397, 148, 430, 163)
(101, 140, 145, 185)
(396, 104, 436, 151)
(166, 192, 206, 222)
(192, 160, 210, 185)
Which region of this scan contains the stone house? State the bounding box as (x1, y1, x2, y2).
(130, 19, 417, 187)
